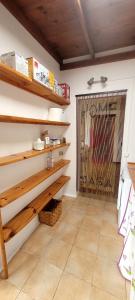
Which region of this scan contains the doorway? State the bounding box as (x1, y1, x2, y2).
(76, 90, 126, 202)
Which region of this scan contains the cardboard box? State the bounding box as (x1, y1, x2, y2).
(27, 57, 50, 87)
(59, 83, 70, 100)
(49, 71, 55, 90)
(54, 79, 59, 94)
(54, 80, 63, 96)
(57, 85, 63, 96)
(0, 51, 28, 76)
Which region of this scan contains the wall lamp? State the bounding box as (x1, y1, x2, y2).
(87, 76, 108, 86)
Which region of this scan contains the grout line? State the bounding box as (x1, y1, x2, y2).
(90, 284, 122, 300)
(125, 279, 130, 300)
(15, 290, 22, 300)
(51, 242, 74, 300)
(52, 250, 74, 299)
(18, 254, 40, 294)
(51, 217, 80, 299)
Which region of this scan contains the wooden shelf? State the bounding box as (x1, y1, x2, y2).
(3, 175, 70, 242)
(0, 159, 70, 207)
(0, 143, 70, 167)
(0, 114, 70, 126)
(0, 62, 70, 106)
(3, 208, 36, 242)
(28, 175, 70, 213)
(0, 63, 71, 279)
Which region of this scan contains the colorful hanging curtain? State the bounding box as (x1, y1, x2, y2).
(76, 90, 126, 197)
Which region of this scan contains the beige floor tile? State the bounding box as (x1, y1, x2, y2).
(71, 205, 88, 214)
(62, 196, 75, 203)
(86, 205, 104, 217)
(1, 195, 125, 300)
(62, 209, 85, 227)
(89, 286, 121, 300)
(92, 257, 126, 299)
(75, 228, 99, 254)
(38, 224, 57, 236)
(100, 220, 118, 238)
(62, 197, 74, 213)
(69, 204, 87, 214)
(42, 238, 72, 270)
(126, 280, 131, 300)
(98, 234, 123, 262)
(16, 291, 34, 300)
(76, 196, 91, 204)
(53, 272, 91, 300)
(0, 280, 20, 300)
(22, 225, 53, 256)
(65, 246, 96, 283)
(88, 198, 105, 208)
(8, 250, 39, 289)
(71, 197, 89, 211)
(23, 261, 62, 300)
(54, 221, 78, 245)
(62, 205, 72, 215)
(62, 195, 75, 203)
(104, 202, 117, 214)
(103, 210, 118, 225)
(81, 215, 102, 233)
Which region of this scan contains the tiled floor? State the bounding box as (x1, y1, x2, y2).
(0, 195, 130, 300)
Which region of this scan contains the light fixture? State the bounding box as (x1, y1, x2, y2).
(87, 76, 108, 86)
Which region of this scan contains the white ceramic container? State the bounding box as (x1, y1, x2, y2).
(33, 138, 44, 150)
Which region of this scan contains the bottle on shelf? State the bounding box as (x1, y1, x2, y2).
(41, 130, 50, 147)
(47, 153, 54, 169)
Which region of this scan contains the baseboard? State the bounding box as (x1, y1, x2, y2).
(63, 192, 77, 198)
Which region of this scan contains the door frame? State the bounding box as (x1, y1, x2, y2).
(76, 90, 127, 196)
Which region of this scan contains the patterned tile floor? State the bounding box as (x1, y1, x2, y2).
(0, 196, 130, 300)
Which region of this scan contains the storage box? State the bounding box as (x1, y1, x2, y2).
(0, 51, 28, 76)
(54, 80, 63, 96)
(48, 107, 64, 122)
(54, 79, 58, 94)
(57, 85, 63, 96)
(39, 199, 62, 226)
(59, 83, 70, 100)
(27, 57, 49, 87)
(49, 71, 55, 90)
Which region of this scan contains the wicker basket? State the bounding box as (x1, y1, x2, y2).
(39, 199, 62, 226)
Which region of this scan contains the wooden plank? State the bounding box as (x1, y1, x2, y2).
(3, 175, 70, 242)
(28, 175, 70, 213)
(0, 63, 70, 106)
(0, 114, 70, 126)
(1, 228, 12, 243)
(0, 159, 70, 207)
(0, 209, 8, 278)
(61, 50, 135, 70)
(75, 0, 94, 57)
(0, 143, 70, 167)
(3, 208, 36, 242)
(2, 0, 135, 68)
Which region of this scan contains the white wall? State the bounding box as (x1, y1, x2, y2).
(61, 60, 135, 196)
(0, 3, 69, 267)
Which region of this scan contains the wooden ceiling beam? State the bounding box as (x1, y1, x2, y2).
(1, 0, 62, 64)
(75, 0, 94, 58)
(60, 50, 135, 70)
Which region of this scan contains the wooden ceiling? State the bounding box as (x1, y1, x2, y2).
(1, 0, 135, 69)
